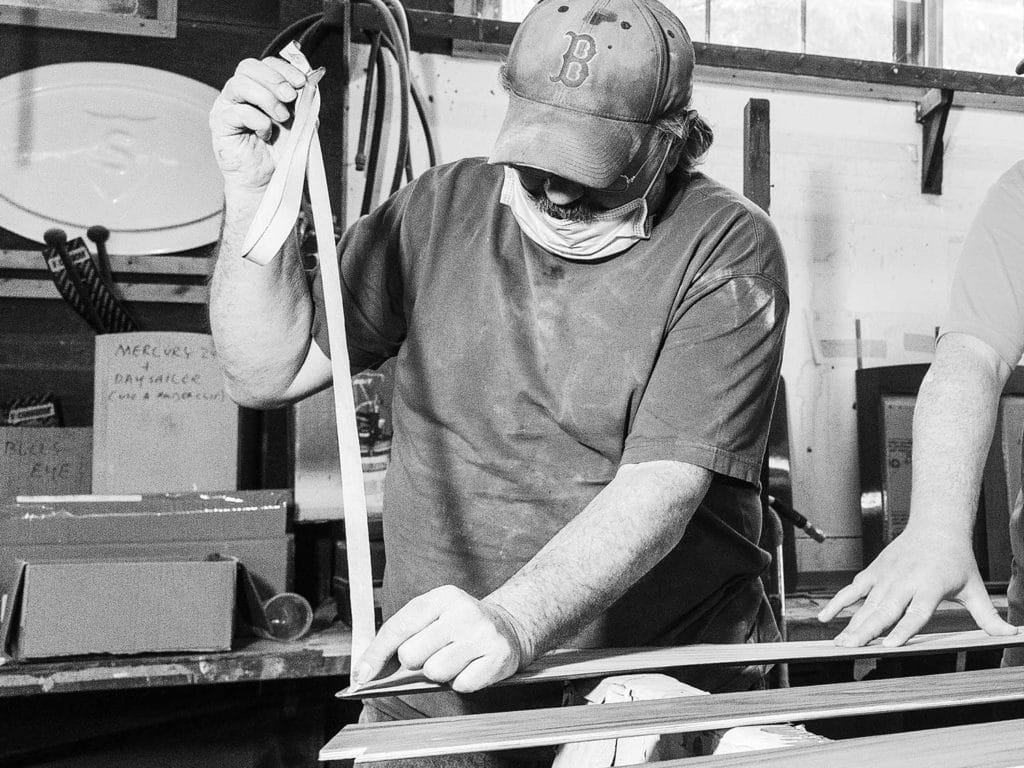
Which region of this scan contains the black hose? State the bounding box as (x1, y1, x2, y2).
(258, 2, 425, 212)
(377, 32, 437, 169)
(356, 32, 384, 172)
(260, 12, 322, 59)
(361, 43, 390, 215)
(361, 0, 410, 194)
(382, 0, 411, 52)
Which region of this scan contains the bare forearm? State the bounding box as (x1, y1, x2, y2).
(907, 334, 1011, 538)
(209, 190, 314, 408)
(485, 460, 711, 660)
(819, 333, 1017, 645)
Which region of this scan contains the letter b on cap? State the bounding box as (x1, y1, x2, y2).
(550, 32, 597, 88)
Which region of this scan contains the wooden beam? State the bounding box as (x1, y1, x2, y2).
(0, 279, 208, 304)
(338, 627, 1024, 698)
(0, 250, 213, 303)
(743, 99, 771, 213)
(349, 9, 1024, 100)
(321, 666, 1024, 762)
(1, 250, 213, 277)
(679, 718, 1024, 768)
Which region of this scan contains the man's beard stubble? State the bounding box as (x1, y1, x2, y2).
(530, 193, 597, 223)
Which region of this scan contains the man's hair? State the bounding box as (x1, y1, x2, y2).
(655, 109, 714, 174)
(497, 64, 713, 176)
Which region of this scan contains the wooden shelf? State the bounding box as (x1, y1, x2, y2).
(0, 621, 352, 697)
(0, 249, 212, 304)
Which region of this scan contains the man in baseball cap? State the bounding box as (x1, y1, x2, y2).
(211, 0, 788, 757)
(491, 0, 698, 189)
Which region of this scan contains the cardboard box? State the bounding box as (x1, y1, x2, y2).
(0, 539, 290, 597)
(0, 490, 287, 543)
(0, 427, 92, 501)
(1, 556, 237, 659)
(0, 491, 291, 595)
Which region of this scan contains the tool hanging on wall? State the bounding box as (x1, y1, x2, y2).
(40, 228, 139, 334)
(1, 394, 61, 427)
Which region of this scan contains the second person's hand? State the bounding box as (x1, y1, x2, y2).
(817, 526, 1016, 647)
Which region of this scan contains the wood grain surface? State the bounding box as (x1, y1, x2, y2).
(338, 627, 1024, 698)
(321, 665, 1024, 761)
(679, 718, 1024, 768)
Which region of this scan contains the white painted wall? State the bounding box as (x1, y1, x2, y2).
(346, 49, 1024, 575)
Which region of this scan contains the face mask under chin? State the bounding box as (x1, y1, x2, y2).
(500, 166, 652, 261)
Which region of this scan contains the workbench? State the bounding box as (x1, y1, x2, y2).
(0, 620, 351, 698)
(0, 595, 1010, 767)
(0, 620, 357, 768)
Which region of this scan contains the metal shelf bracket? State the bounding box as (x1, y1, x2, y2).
(916, 87, 954, 195)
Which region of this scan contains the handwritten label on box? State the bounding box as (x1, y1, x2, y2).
(0, 427, 92, 499)
(91, 332, 238, 494)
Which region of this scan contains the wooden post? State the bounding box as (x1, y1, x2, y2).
(743, 99, 771, 214)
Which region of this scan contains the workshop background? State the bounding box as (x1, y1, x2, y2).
(4, 0, 1024, 590)
(380, 32, 1024, 581)
(4, 0, 1024, 766)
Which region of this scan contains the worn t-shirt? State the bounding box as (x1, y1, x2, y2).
(942, 161, 1024, 367)
(311, 158, 788, 690)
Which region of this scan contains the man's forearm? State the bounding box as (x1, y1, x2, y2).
(485, 460, 712, 661)
(907, 334, 1011, 538)
(209, 191, 314, 408)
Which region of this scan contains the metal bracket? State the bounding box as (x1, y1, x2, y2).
(916, 87, 954, 195)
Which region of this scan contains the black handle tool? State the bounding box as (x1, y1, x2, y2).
(43, 228, 106, 332)
(87, 225, 139, 332)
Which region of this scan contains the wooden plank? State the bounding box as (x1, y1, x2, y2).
(0, 16, 272, 90)
(0, 279, 208, 304)
(338, 627, 1024, 698)
(349, 8, 1024, 99)
(1, 250, 213, 277)
(694, 64, 1024, 114)
(320, 666, 1024, 762)
(742, 99, 770, 213)
(680, 718, 1024, 768)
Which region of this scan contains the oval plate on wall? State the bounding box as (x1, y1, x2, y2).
(0, 62, 225, 255)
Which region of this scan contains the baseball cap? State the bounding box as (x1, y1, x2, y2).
(489, 0, 696, 189)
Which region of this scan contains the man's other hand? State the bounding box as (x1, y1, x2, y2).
(817, 527, 1017, 647)
(351, 585, 530, 693)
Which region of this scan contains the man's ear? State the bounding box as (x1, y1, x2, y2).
(665, 135, 685, 173)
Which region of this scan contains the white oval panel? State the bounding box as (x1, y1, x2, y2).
(0, 63, 225, 255)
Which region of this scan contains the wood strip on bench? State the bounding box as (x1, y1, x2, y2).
(320, 665, 1024, 762)
(338, 627, 1024, 698)
(679, 718, 1024, 768)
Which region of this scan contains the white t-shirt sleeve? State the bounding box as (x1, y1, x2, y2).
(941, 161, 1024, 368)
